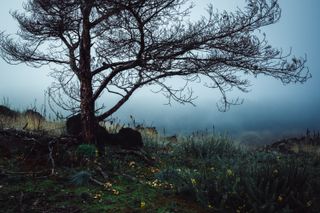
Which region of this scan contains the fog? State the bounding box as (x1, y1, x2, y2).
(0, 1, 319, 143)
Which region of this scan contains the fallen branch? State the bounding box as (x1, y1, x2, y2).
(89, 176, 105, 186)
(95, 165, 109, 180)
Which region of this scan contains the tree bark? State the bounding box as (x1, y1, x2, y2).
(80, 75, 95, 144)
(79, 1, 95, 144)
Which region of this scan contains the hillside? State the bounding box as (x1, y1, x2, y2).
(0, 109, 319, 212)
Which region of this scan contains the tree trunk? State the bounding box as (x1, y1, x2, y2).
(80, 76, 95, 144)
(79, 1, 94, 144)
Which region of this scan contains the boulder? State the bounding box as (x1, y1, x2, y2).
(95, 127, 143, 150)
(117, 128, 143, 150)
(66, 114, 109, 136)
(0, 105, 18, 118)
(66, 114, 143, 150)
(66, 114, 82, 136)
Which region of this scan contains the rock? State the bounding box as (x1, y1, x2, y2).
(117, 128, 143, 150)
(0, 105, 18, 118)
(96, 127, 143, 150)
(66, 113, 109, 137)
(66, 114, 110, 154)
(66, 114, 82, 136)
(66, 114, 143, 150)
(95, 124, 111, 154)
(24, 109, 45, 120)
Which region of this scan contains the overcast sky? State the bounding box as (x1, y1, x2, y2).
(0, 1, 319, 141)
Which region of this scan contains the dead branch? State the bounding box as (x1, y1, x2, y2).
(89, 176, 105, 186)
(95, 165, 109, 180)
(48, 139, 58, 175)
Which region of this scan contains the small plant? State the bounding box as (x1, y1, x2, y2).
(243, 158, 313, 213)
(70, 170, 92, 186)
(177, 133, 245, 160)
(76, 144, 98, 163)
(155, 168, 206, 206)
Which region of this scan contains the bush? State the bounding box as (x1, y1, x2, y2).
(76, 144, 97, 160)
(176, 133, 245, 160)
(242, 156, 315, 213)
(154, 133, 319, 212)
(70, 170, 92, 186)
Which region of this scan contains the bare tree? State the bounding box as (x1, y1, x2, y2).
(0, 0, 309, 143)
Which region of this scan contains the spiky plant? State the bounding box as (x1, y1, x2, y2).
(70, 170, 92, 186)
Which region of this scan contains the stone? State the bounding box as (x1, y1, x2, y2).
(66, 114, 82, 136)
(117, 127, 143, 150)
(66, 114, 143, 151)
(0, 105, 18, 118)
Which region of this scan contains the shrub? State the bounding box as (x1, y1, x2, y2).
(153, 133, 319, 212)
(70, 170, 92, 186)
(242, 157, 314, 213)
(76, 144, 97, 160)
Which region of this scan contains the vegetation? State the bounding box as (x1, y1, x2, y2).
(0, 112, 319, 212)
(0, 1, 314, 212)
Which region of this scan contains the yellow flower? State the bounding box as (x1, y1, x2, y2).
(140, 201, 146, 208)
(103, 182, 112, 189)
(277, 195, 283, 203)
(93, 193, 102, 199)
(129, 161, 136, 168)
(112, 189, 120, 195)
(307, 200, 312, 207)
(226, 169, 234, 177)
(191, 178, 197, 185)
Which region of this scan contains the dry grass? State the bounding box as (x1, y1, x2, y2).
(0, 114, 65, 135)
(289, 143, 320, 156)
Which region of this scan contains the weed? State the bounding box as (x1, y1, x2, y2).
(70, 170, 92, 186)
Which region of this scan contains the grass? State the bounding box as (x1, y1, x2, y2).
(0, 111, 64, 135)
(0, 110, 320, 212)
